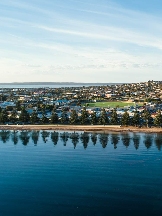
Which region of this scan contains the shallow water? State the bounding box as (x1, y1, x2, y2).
(0, 131, 162, 216)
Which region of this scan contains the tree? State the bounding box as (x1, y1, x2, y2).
(80, 107, 89, 125)
(41, 113, 49, 124)
(121, 111, 130, 126)
(132, 110, 141, 127)
(50, 112, 58, 124)
(69, 110, 78, 124)
(30, 111, 40, 124)
(142, 109, 152, 127)
(19, 107, 30, 123)
(110, 109, 118, 125)
(154, 110, 162, 127)
(90, 112, 98, 125)
(98, 109, 109, 125)
(60, 111, 69, 124)
(9, 110, 18, 124)
(0, 109, 9, 124)
(16, 101, 21, 111)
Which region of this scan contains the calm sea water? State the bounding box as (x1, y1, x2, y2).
(0, 83, 109, 89)
(0, 131, 162, 216)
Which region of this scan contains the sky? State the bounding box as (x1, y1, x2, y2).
(1, 0, 162, 83)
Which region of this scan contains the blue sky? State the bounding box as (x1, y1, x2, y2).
(1, 0, 162, 83)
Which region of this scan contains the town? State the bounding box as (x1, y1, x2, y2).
(0, 80, 162, 127)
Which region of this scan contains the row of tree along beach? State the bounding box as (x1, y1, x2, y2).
(0, 106, 162, 127)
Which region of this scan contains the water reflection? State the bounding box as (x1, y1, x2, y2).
(0, 130, 10, 143)
(41, 131, 50, 143)
(91, 133, 97, 146)
(143, 134, 153, 149)
(60, 132, 69, 146)
(31, 131, 39, 145)
(111, 134, 120, 149)
(70, 132, 79, 149)
(154, 134, 162, 151)
(0, 130, 161, 151)
(51, 131, 59, 146)
(121, 133, 131, 148)
(11, 131, 18, 145)
(80, 132, 89, 149)
(19, 131, 30, 146)
(133, 134, 140, 150)
(99, 133, 109, 148)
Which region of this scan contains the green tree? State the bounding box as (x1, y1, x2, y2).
(0, 109, 9, 124)
(30, 111, 40, 124)
(19, 107, 30, 123)
(98, 109, 109, 125)
(121, 111, 130, 126)
(9, 110, 18, 124)
(142, 109, 152, 127)
(41, 114, 49, 124)
(80, 107, 89, 125)
(70, 110, 78, 124)
(50, 112, 58, 124)
(132, 110, 140, 127)
(16, 101, 21, 111)
(90, 112, 98, 125)
(154, 110, 162, 127)
(60, 111, 68, 124)
(110, 109, 118, 125)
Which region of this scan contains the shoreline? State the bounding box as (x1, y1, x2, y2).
(0, 125, 162, 133)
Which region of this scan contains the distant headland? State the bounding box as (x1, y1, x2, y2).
(0, 82, 123, 86)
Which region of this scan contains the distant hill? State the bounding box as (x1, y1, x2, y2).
(0, 82, 124, 85)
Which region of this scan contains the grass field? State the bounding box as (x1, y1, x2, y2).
(85, 101, 142, 108)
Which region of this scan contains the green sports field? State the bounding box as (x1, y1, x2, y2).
(85, 101, 142, 108)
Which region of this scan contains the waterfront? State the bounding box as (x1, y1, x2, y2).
(0, 131, 162, 215)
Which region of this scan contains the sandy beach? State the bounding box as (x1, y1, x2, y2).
(0, 124, 162, 133)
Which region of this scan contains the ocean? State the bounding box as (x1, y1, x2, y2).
(0, 131, 161, 216)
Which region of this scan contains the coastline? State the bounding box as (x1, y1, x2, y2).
(0, 125, 162, 133)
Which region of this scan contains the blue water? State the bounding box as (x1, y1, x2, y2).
(0, 83, 109, 89)
(0, 131, 162, 216)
